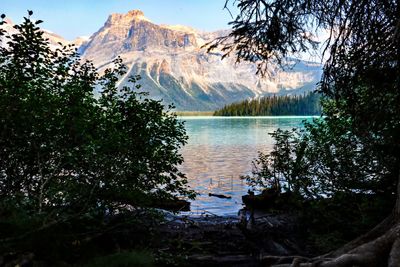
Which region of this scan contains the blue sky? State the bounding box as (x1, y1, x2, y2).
(1, 0, 237, 40)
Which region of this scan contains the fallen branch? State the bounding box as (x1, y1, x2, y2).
(209, 193, 232, 199)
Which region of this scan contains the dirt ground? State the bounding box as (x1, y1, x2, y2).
(157, 210, 309, 266)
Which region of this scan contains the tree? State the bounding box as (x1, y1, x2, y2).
(209, 0, 400, 265)
(0, 13, 194, 245)
(244, 128, 311, 196)
(213, 92, 321, 116)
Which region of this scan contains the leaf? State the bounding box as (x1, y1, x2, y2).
(28, 10, 33, 16)
(35, 20, 43, 25)
(1, 14, 5, 19)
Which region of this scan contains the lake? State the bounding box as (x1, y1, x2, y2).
(178, 116, 316, 216)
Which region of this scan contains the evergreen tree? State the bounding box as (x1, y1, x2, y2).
(214, 92, 321, 116)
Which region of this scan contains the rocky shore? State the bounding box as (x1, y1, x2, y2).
(1, 198, 313, 267)
(157, 210, 309, 266)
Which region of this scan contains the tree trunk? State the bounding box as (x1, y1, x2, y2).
(394, 172, 400, 219)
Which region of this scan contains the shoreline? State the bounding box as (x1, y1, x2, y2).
(159, 209, 308, 267)
(178, 115, 320, 119)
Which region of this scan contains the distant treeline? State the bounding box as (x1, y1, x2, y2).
(213, 92, 322, 116)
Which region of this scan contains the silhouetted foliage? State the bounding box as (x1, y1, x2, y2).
(214, 92, 321, 116)
(220, 0, 400, 264)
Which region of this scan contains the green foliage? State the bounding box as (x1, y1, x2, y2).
(213, 92, 321, 116)
(223, 0, 400, 203)
(243, 128, 310, 196)
(244, 98, 396, 250)
(303, 103, 395, 197)
(220, 0, 399, 258)
(0, 13, 193, 245)
(246, 98, 397, 199)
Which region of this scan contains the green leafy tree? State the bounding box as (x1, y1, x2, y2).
(0, 13, 193, 243)
(244, 128, 310, 196)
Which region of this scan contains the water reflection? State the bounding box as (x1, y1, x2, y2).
(179, 116, 313, 216)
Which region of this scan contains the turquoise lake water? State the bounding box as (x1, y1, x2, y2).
(178, 116, 316, 216)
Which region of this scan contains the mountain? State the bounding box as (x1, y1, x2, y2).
(1, 11, 322, 111)
(80, 10, 322, 111)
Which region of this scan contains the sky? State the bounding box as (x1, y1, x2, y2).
(1, 0, 238, 40)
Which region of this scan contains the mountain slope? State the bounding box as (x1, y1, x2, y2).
(80, 10, 322, 111)
(1, 11, 322, 111)
(0, 18, 81, 50)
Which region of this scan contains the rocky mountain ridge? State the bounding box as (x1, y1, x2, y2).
(79, 10, 322, 110)
(2, 11, 322, 111)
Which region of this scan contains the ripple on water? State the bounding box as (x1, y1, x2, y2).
(179, 116, 314, 216)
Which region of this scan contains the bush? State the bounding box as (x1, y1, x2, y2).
(0, 13, 194, 251)
(244, 100, 395, 250)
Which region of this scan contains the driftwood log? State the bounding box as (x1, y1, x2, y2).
(209, 193, 232, 199)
